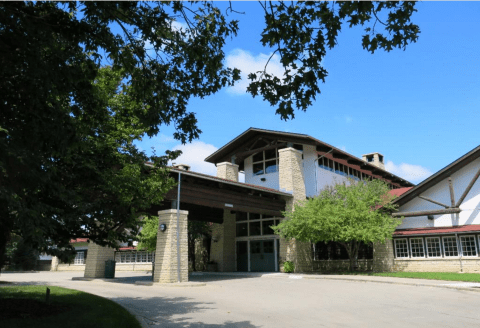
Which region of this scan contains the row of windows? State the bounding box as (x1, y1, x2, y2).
(74, 251, 86, 265)
(236, 212, 281, 237)
(394, 235, 480, 259)
(318, 157, 399, 189)
(114, 251, 155, 263)
(312, 241, 373, 261)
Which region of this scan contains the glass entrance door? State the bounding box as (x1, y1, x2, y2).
(250, 240, 276, 272)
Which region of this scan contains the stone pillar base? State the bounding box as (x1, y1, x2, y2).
(153, 209, 189, 283)
(84, 243, 115, 278)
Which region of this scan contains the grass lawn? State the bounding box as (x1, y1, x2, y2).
(0, 285, 142, 328)
(342, 272, 480, 282)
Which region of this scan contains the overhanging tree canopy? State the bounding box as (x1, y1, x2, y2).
(0, 1, 419, 267)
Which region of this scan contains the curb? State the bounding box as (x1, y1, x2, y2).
(135, 281, 206, 287)
(299, 275, 480, 292)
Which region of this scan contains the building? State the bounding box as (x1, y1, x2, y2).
(377, 144, 480, 273)
(57, 127, 420, 281)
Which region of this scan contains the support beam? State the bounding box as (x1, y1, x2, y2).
(448, 177, 455, 207)
(418, 195, 450, 209)
(456, 166, 480, 207)
(392, 207, 461, 218)
(236, 142, 287, 160)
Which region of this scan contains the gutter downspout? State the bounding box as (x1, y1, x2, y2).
(455, 233, 463, 273)
(313, 149, 334, 196)
(176, 172, 182, 282)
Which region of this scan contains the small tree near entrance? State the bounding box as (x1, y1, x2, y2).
(273, 180, 401, 271)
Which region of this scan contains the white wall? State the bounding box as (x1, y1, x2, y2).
(244, 155, 280, 190)
(397, 157, 480, 229)
(316, 166, 350, 195)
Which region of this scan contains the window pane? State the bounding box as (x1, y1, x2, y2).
(265, 160, 277, 174)
(426, 237, 442, 257)
(253, 162, 264, 175)
(236, 223, 248, 237)
(249, 213, 261, 220)
(264, 148, 276, 160)
(251, 241, 261, 254)
(410, 238, 425, 257)
(460, 236, 477, 256)
(395, 239, 409, 258)
(236, 211, 248, 221)
(252, 152, 263, 162)
(263, 241, 274, 253)
(443, 237, 458, 257)
(249, 221, 261, 236)
(262, 220, 275, 235)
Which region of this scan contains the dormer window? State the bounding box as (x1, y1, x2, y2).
(253, 148, 278, 175)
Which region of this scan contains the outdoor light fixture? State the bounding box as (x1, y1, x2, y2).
(212, 236, 218, 243)
(261, 178, 266, 182)
(428, 215, 434, 220)
(160, 224, 167, 232)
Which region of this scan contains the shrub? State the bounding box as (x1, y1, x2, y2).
(283, 261, 295, 273)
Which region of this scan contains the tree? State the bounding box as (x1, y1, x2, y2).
(137, 216, 211, 271)
(0, 1, 419, 268)
(273, 180, 401, 271)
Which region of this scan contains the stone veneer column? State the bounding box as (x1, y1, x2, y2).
(209, 210, 236, 272)
(50, 256, 59, 271)
(373, 239, 395, 272)
(84, 243, 115, 278)
(153, 209, 188, 283)
(278, 147, 312, 272)
(216, 162, 239, 182)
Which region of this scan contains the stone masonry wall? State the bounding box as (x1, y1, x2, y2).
(373, 239, 395, 272)
(153, 209, 188, 283)
(393, 259, 480, 273)
(210, 209, 236, 272)
(278, 147, 312, 272)
(84, 243, 115, 278)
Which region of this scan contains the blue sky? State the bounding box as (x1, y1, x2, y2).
(135, 2, 480, 184)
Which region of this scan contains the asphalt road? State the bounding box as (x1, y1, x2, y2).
(1, 271, 480, 327)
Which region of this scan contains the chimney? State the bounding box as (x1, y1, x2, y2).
(362, 152, 385, 170)
(172, 163, 191, 171)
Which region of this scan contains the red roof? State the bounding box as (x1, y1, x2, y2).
(118, 246, 136, 250)
(70, 238, 89, 243)
(394, 224, 480, 236)
(389, 187, 413, 198)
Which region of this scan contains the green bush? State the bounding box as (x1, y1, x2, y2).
(283, 261, 295, 273)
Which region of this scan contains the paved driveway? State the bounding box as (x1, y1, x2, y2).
(2, 271, 480, 327)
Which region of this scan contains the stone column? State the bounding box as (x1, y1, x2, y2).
(278, 147, 312, 272)
(373, 239, 395, 272)
(210, 209, 236, 272)
(153, 209, 189, 283)
(50, 256, 59, 271)
(216, 162, 239, 182)
(84, 243, 115, 278)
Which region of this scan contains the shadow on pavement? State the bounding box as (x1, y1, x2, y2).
(112, 295, 259, 328)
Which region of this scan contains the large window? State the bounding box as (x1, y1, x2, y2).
(115, 251, 154, 263)
(253, 148, 278, 176)
(74, 251, 85, 265)
(235, 212, 280, 237)
(409, 238, 425, 258)
(442, 237, 459, 257)
(318, 157, 364, 182)
(460, 235, 477, 257)
(426, 237, 442, 258)
(394, 239, 409, 258)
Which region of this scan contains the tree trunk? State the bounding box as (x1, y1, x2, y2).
(0, 212, 14, 272)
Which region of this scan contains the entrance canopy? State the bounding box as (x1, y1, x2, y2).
(149, 167, 292, 223)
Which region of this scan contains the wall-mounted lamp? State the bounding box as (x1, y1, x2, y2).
(212, 236, 219, 243)
(427, 215, 434, 220)
(261, 178, 266, 182)
(160, 224, 167, 232)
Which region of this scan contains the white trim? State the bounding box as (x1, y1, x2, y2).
(441, 236, 459, 257)
(409, 237, 425, 258)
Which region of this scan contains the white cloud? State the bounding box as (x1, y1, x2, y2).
(225, 49, 285, 95)
(171, 20, 188, 32)
(169, 141, 218, 176)
(385, 160, 433, 183)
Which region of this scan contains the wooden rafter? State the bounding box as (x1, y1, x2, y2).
(236, 142, 287, 161)
(448, 177, 455, 207)
(418, 195, 450, 209)
(456, 166, 480, 207)
(392, 208, 461, 218)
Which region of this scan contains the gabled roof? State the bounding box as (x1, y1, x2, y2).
(205, 127, 414, 188)
(393, 144, 480, 206)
